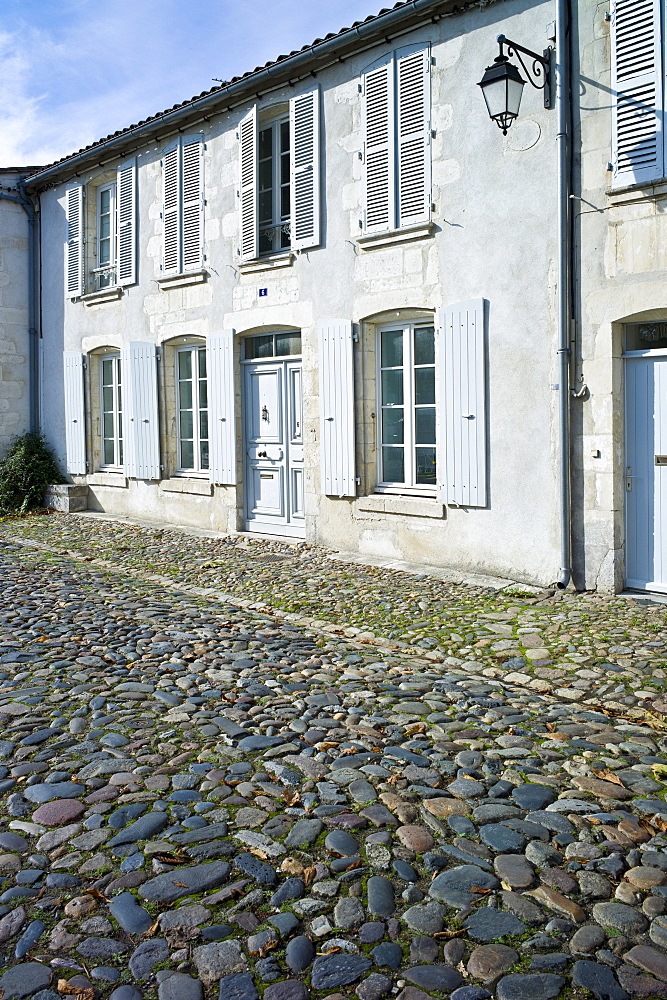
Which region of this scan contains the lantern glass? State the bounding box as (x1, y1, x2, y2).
(478, 58, 525, 132)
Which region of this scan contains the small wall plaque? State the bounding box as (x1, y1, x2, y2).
(656, 456, 667, 465)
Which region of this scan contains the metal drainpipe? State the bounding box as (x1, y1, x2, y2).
(555, 0, 572, 589)
(0, 184, 38, 435)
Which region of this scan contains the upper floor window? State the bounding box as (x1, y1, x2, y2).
(378, 322, 436, 492)
(611, 0, 665, 187)
(101, 353, 123, 468)
(162, 134, 205, 275)
(65, 157, 137, 298)
(177, 346, 209, 472)
(239, 87, 320, 261)
(362, 44, 431, 234)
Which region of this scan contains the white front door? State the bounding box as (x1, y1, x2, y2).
(243, 358, 304, 536)
(625, 356, 667, 591)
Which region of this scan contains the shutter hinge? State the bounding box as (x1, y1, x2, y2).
(358, 83, 362, 93)
(604, 11, 611, 20)
(358, 151, 363, 160)
(82, 361, 87, 369)
(355, 477, 361, 485)
(431, 56, 436, 66)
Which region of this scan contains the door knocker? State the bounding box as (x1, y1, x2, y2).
(261, 405, 269, 422)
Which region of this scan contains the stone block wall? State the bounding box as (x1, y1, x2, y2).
(0, 170, 31, 460)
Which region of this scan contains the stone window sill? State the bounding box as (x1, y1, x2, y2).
(607, 178, 667, 206)
(357, 494, 445, 518)
(158, 270, 208, 290)
(357, 221, 434, 251)
(81, 287, 123, 306)
(238, 253, 294, 274)
(160, 477, 212, 496)
(87, 472, 128, 488)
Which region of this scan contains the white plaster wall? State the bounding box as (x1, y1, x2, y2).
(0, 172, 30, 459)
(39, 0, 566, 588)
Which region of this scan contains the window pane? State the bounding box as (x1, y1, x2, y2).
(280, 184, 290, 219)
(117, 384, 122, 412)
(102, 359, 113, 385)
(104, 439, 115, 465)
(415, 366, 435, 404)
(118, 413, 123, 440)
(414, 326, 435, 365)
(199, 380, 208, 408)
(415, 407, 436, 444)
(179, 381, 193, 410)
(245, 335, 273, 359)
(199, 411, 208, 441)
(280, 120, 290, 152)
(200, 440, 209, 470)
(116, 361, 122, 385)
(259, 228, 274, 254)
(178, 351, 192, 379)
(258, 158, 272, 190)
(280, 226, 291, 249)
(381, 369, 403, 405)
(382, 408, 404, 444)
(118, 439, 123, 465)
(259, 128, 272, 157)
(198, 349, 207, 378)
(381, 330, 403, 368)
(100, 188, 110, 213)
(99, 215, 110, 240)
(275, 332, 301, 356)
(259, 191, 273, 225)
(103, 386, 114, 412)
(180, 440, 194, 469)
(416, 447, 437, 485)
(180, 411, 193, 439)
(382, 447, 404, 483)
(103, 413, 114, 438)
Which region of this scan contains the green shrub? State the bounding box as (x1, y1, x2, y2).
(0, 433, 64, 515)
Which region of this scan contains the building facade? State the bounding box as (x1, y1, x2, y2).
(4, 0, 665, 594)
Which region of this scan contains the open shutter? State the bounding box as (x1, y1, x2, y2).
(63, 352, 86, 474)
(117, 157, 136, 286)
(162, 143, 180, 273)
(611, 0, 663, 186)
(66, 186, 84, 297)
(438, 299, 488, 507)
(207, 329, 237, 484)
(182, 134, 204, 271)
(122, 342, 160, 480)
(290, 86, 320, 250)
(396, 44, 431, 226)
(363, 56, 394, 233)
(239, 107, 258, 261)
(318, 319, 356, 497)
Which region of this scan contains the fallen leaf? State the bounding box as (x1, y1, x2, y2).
(172, 882, 189, 888)
(282, 790, 300, 806)
(318, 946, 342, 955)
(302, 866, 317, 886)
(546, 722, 556, 731)
(258, 938, 279, 958)
(142, 920, 160, 938)
(591, 768, 625, 787)
(433, 929, 464, 939)
(153, 852, 187, 865)
(84, 888, 108, 903)
(469, 886, 491, 895)
(249, 848, 269, 860)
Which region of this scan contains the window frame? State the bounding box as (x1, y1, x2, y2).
(176, 344, 209, 475)
(100, 352, 123, 470)
(375, 321, 437, 496)
(258, 115, 291, 256)
(95, 181, 117, 290)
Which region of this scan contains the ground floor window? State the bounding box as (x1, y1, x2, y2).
(177, 346, 208, 472)
(101, 354, 123, 468)
(378, 322, 436, 489)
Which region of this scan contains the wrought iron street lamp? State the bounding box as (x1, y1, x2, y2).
(478, 34, 553, 134)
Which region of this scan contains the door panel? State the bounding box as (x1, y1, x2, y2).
(249, 466, 284, 517)
(626, 357, 667, 591)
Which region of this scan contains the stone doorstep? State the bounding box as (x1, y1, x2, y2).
(43, 484, 89, 513)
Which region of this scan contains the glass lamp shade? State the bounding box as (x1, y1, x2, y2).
(478, 57, 525, 134)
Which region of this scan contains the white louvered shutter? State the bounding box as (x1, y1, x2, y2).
(207, 329, 237, 484)
(66, 186, 84, 297)
(290, 86, 320, 250)
(611, 0, 663, 186)
(162, 143, 180, 273)
(182, 135, 204, 271)
(117, 158, 137, 286)
(318, 319, 356, 497)
(396, 44, 431, 226)
(122, 342, 160, 480)
(63, 352, 86, 474)
(239, 107, 258, 261)
(363, 56, 394, 233)
(438, 300, 488, 507)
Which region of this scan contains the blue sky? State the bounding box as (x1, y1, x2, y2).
(0, 0, 382, 167)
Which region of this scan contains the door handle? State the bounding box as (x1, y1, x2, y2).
(258, 450, 267, 458)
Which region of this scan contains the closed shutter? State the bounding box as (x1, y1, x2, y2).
(396, 44, 431, 226)
(181, 134, 204, 271)
(117, 157, 137, 286)
(438, 299, 488, 507)
(66, 186, 84, 297)
(63, 352, 86, 474)
(363, 56, 394, 233)
(611, 0, 663, 186)
(318, 319, 356, 497)
(207, 329, 237, 484)
(290, 86, 320, 250)
(122, 342, 161, 480)
(239, 107, 258, 261)
(162, 143, 180, 273)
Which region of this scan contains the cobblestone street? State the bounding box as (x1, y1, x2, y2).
(0, 514, 666, 999)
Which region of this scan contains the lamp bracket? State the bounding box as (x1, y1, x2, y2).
(497, 34, 553, 108)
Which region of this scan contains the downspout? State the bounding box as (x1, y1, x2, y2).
(0, 184, 38, 435)
(555, 0, 572, 588)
